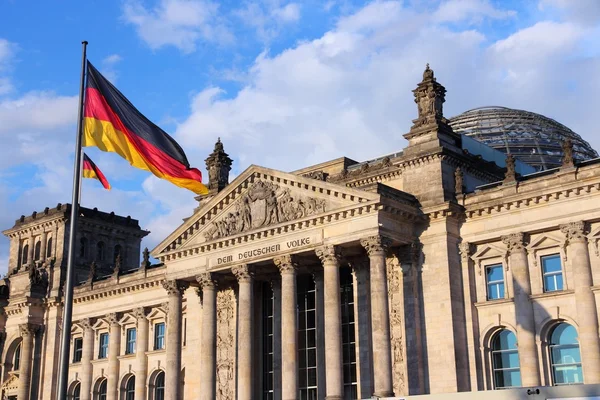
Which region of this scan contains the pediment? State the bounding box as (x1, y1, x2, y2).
(471, 243, 505, 261)
(152, 165, 379, 259)
(527, 234, 564, 250)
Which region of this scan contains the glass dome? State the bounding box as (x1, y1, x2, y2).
(449, 106, 598, 171)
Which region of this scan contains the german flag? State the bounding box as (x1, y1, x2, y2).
(83, 153, 111, 190)
(82, 61, 208, 194)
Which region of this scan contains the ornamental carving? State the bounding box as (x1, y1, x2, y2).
(204, 181, 326, 241)
(132, 307, 147, 320)
(560, 221, 587, 243)
(107, 313, 120, 326)
(504, 154, 516, 183)
(162, 280, 188, 296)
(80, 318, 94, 332)
(458, 242, 472, 263)
(315, 245, 341, 265)
(361, 235, 392, 256)
(197, 273, 218, 290)
(19, 323, 39, 337)
(216, 288, 236, 400)
(274, 255, 297, 274)
(502, 233, 527, 253)
(231, 264, 253, 283)
(386, 254, 407, 395)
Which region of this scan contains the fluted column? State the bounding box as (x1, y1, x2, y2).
(232, 264, 254, 400)
(361, 236, 394, 398)
(18, 323, 38, 400)
(197, 273, 217, 400)
(133, 308, 149, 398)
(502, 233, 540, 387)
(274, 255, 298, 400)
(107, 313, 121, 400)
(80, 318, 95, 400)
(316, 245, 344, 399)
(163, 280, 188, 400)
(560, 222, 600, 383)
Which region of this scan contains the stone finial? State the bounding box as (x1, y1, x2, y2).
(503, 154, 516, 183)
(140, 247, 151, 269)
(112, 254, 121, 277)
(454, 167, 464, 195)
(205, 138, 233, 193)
(87, 262, 97, 285)
(561, 138, 574, 168)
(413, 64, 446, 121)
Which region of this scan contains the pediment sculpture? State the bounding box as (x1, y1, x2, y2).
(204, 180, 327, 240)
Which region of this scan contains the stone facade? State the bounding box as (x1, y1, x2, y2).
(1, 66, 600, 400)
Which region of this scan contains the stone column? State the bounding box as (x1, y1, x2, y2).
(232, 264, 254, 400)
(133, 308, 149, 399)
(197, 273, 217, 400)
(274, 255, 298, 400)
(163, 280, 188, 400)
(107, 313, 121, 400)
(80, 318, 95, 400)
(361, 236, 394, 398)
(316, 245, 344, 399)
(18, 323, 38, 400)
(350, 258, 373, 398)
(501, 233, 540, 387)
(40, 230, 48, 262)
(27, 230, 34, 266)
(560, 222, 600, 383)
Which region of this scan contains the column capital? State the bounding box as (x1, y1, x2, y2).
(560, 221, 588, 243)
(361, 235, 392, 256)
(196, 272, 218, 290)
(459, 241, 472, 260)
(274, 254, 297, 274)
(132, 307, 148, 320)
(162, 279, 189, 296)
(501, 232, 528, 253)
(80, 317, 95, 331)
(107, 312, 121, 326)
(232, 264, 253, 283)
(19, 323, 40, 337)
(315, 244, 341, 265)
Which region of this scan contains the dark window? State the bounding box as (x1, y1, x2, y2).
(340, 267, 357, 399)
(34, 241, 41, 261)
(550, 323, 582, 385)
(46, 237, 52, 258)
(262, 282, 274, 399)
(126, 328, 136, 355)
(22, 244, 29, 265)
(73, 337, 83, 363)
(298, 275, 317, 400)
(98, 333, 109, 359)
(492, 330, 521, 389)
(79, 238, 87, 258)
(72, 382, 81, 400)
(125, 376, 135, 400)
(154, 371, 165, 400)
(98, 379, 107, 400)
(13, 343, 21, 371)
(154, 323, 165, 350)
(486, 264, 505, 300)
(96, 241, 105, 262)
(542, 254, 563, 292)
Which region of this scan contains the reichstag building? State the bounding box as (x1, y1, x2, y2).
(2, 66, 600, 400)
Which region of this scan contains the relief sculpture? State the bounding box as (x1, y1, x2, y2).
(387, 255, 407, 396)
(204, 180, 327, 240)
(216, 288, 236, 400)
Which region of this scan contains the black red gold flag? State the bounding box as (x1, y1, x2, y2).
(82, 61, 208, 194)
(82, 153, 111, 190)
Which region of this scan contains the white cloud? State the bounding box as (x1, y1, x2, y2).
(235, 1, 302, 43)
(123, 0, 233, 53)
(272, 3, 300, 23)
(101, 54, 123, 83)
(539, 0, 600, 26)
(0, 38, 17, 96)
(432, 0, 516, 24)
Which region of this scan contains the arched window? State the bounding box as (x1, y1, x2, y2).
(114, 245, 122, 265)
(97, 378, 107, 400)
(154, 371, 165, 400)
(46, 237, 53, 258)
(34, 241, 41, 261)
(13, 343, 21, 371)
(125, 376, 135, 400)
(22, 244, 29, 265)
(79, 238, 87, 258)
(491, 330, 521, 389)
(71, 382, 81, 400)
(96, 241, 105, 262)
(550, 323, 582, 385)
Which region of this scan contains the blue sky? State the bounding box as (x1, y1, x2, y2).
(1, 0, 599, 272)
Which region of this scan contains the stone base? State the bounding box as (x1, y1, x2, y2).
(373, 391, 395, 398)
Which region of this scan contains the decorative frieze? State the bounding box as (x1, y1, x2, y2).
(216, 288, 236, 400)
(386, 254, 407, 395)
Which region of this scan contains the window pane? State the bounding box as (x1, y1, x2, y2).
(552, 323, 578, 345)
(550, 323, 583, 386)
(487, 265, 503, 281)
(544, 275, 557, 292)
(542, 254, 562, 273)
(552, 345, 582, 364)
(554, 364, 583, 385)
(492, 330, 521, 389)
(493, 351, 520, 369)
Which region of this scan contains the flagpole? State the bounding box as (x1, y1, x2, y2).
(57, 40, 88, 400)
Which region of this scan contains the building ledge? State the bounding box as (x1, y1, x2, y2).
(474, 298, 514, 308)
(530, 289, 574, 300)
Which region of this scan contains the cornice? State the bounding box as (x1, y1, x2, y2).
(73, 277, 164, 303)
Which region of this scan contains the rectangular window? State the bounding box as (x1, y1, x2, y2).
(98, 333, 109, 359)
(126, 328, 136, 355)
(154, 322, 165, 350)
(486, 264, 505, 300)
(542, 254, 563, 292)
(340, 267, 358, 399)
(262, 282, 275, 400)
(298, 275, 318, 400)
(73, 337, 83, 363)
